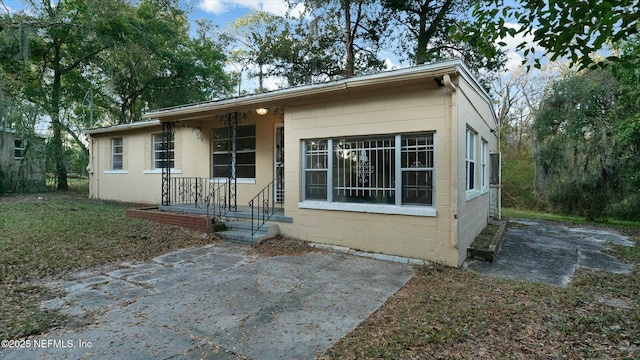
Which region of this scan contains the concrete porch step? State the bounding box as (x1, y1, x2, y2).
(215, 220, 279, 245)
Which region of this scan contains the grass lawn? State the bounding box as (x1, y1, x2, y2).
(321, 211, 640, 359)
(0, 184, 219, 339)
(2, 192, 639, 358)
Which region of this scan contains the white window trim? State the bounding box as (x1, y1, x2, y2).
(143, 169, 183, 174)
(300, 132, 436, 216)
(211, 124, 257, 180)
(152, 133, 175, 170)
(299, 200, 437, 217)
(14, 139, 25, 160)
(111, 137, 124, 171)
(466, 189, 481, 201)
(481, 139, 489, 194)
(103, 170, 129, 174)
(465, 128, 477, 195)
(210, 177, 256, 184)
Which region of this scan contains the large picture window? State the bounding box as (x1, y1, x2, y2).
(152, 133, 174, 169)
(111, 137, 123, 170)
(212, 124, 256, 179)
(302, 132, 434, 208)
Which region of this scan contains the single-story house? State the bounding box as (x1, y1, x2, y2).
(85, 59, 500, 267)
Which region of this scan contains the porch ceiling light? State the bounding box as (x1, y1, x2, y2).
(256, 108, 268, 115)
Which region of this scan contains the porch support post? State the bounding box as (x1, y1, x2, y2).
(161, 121, 174, 206)
(226, 113, 238, 211)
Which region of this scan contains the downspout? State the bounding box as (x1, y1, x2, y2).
(444, 74, 459, 250)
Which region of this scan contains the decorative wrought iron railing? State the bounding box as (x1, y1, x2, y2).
(169, 177, 229, 217)
(248, 179, 282, 235)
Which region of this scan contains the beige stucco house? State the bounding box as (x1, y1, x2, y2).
(86, 60, 500, 267)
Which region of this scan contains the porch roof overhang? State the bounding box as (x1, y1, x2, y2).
(141, 59, 496, 125)
(84, 119, 161, 135)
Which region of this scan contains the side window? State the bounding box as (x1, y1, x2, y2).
(111, 137, 123, 170)
(466, 128, 476, 191)
(14, 139, 24, 159)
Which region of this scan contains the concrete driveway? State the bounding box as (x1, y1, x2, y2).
(2, 243, 414, 360)
(465, 219, 635, 286)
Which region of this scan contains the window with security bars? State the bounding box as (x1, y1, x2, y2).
(302, 132, 434, 206)
(152, 133, 174, 169)
(303, 140, 328, 200)
(333, 137, 395, 204)
(401, 135, 434, 205)
(212, 124, 256, 178)
(111, 137, 123, 170)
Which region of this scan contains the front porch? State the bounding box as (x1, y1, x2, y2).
(152, 109, 288, 242)
(153, 175, 292, 245)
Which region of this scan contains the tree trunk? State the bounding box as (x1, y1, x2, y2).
(416, 8, 428, 64)
(51, 43, 68, 190)
(343, 0, 355, 77)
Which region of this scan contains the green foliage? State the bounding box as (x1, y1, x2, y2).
(501, 149, 545, 210)
(285, 0, 388, 81)
(0, 0, 232, 191)
(383, 0, 506, 73)
(471, 0, 639, 70)
(533, 63, 640, 221)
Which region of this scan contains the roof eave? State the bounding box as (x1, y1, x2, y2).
(142, 59, 465, 121)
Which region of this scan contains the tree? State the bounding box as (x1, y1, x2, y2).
(470, 0, 639, 69)
(99, 3, 231, 124)
(287, 0, 388, 78)
(534, 70, 620, 220)
(229, 11, 288, 92)
(0, 0, 129, 190)
(384, 0, 504, 72)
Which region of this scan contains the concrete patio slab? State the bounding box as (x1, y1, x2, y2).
(1, 243, 414, 360)
(464, 219, 634, 286)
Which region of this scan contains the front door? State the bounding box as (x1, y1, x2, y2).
(274, 124, 284, 203)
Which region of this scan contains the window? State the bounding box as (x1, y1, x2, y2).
(14, 139, 24, 159)
(401, 135, 434, 205)
(212, 124, 256, 179)
(302, 132, 434, 207)
(111, 137, 123, 170)
(466, 128, 476, 191)
(152, 133, 174, 169)
(304, 140, 328, 200)
(481, 139, 488, 190)
(333, 137, 395, 204)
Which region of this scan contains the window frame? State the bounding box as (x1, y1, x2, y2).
(14, 139, 24, 160)
(111, 137, 123, 170)
(152, 132, 175, 170)
(481, 139, 488, 193)
(300, 132, 436, 217)
(211, 124, 256, 181)
(465, 128, 476, 191)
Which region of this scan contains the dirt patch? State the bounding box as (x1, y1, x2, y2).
(246, 236, 321, 257)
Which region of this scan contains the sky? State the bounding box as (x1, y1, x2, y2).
(2, 0, 536, 91)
